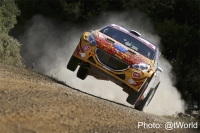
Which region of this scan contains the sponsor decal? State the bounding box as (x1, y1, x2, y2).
(132, 71, 140, 78)
(83, 44, 90, 52)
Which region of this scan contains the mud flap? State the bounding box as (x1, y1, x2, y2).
(146, 82, 160, 106)
(134, 89, 155, 111)
(126, 81, 149, 105)
(134, 82, 160, 111)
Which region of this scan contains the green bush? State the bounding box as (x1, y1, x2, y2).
(0, 33, 23, 66)
(0, 0, 23, 67)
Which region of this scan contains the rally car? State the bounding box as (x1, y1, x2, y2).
(67, 24, 163, 111)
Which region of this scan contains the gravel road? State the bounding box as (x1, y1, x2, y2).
(0, 63, 199, 133)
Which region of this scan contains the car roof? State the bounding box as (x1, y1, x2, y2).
(108, 24, 157, 51)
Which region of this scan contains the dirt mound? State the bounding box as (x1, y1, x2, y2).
(0, 63, 198, 133)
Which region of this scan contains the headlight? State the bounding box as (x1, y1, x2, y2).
(132, 63, 150, 72)
(86, 33, 97, 46)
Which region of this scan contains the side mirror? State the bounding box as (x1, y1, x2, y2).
(157, 67, 163, 73)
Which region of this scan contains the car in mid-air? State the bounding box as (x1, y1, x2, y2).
(67, 24, 163, 111)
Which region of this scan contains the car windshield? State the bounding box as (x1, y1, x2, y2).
(99, 26, 155, 60)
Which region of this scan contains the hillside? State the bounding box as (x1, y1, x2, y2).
(0, 63, 199, 133)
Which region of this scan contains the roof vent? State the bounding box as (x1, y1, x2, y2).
(129, 30, 141, 37)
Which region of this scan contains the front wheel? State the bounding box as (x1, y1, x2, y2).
(67, 56, 80, 71)
(77, 66, 88, 80)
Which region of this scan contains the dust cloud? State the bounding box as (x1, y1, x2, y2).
(144, 57, 185, 115)
(18, 10, 185, 115)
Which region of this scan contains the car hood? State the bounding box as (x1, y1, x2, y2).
(93, 31, 154, 68)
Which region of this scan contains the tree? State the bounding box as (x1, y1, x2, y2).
(0, 0, 20, 33)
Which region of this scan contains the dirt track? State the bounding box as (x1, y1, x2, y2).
(0, 63, 199, 133)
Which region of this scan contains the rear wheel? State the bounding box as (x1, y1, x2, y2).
(126, 80, 149, 105)
(77, 66, 88, 80)
(67, 56, 80, 71)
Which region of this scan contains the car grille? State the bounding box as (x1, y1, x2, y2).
(95, 49, 129, 71)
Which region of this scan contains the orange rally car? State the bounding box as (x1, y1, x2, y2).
(67, 24, 163, 111)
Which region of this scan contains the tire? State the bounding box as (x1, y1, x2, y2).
(134, 89, 155, 111)
(67, 56, 80, 71)
(77, 66, 88, 80)
(126, 80, 149, 105)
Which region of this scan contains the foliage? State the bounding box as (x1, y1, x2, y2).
(0, 33, 23, 66)
(0, 0, 20, 33)
(0, 0, 23, 67)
